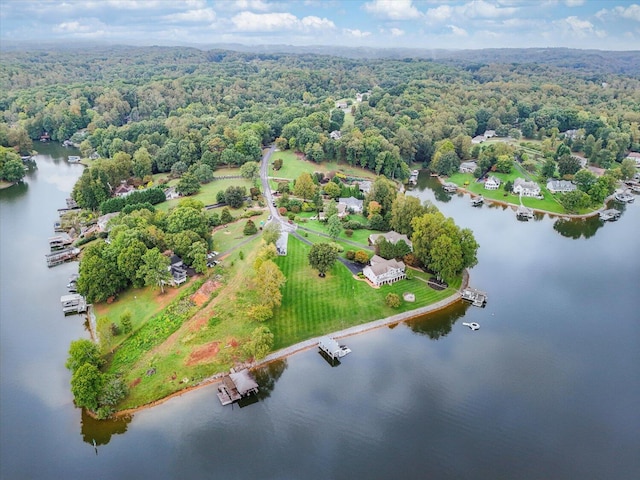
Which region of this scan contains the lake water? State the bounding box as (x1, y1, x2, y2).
(1, 153, 639, 480)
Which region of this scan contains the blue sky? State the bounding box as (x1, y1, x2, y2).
(1, 0, 639, 50)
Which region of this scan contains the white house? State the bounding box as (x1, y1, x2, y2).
(547, 179, 576, 193)
(513, 178, 541, 197)
(338, 196, 363, 214)
(329, 130, 342, 140)
(363, 255, 406, 287)
(368, 231, 413, 251)
(484, 176, 501, 190)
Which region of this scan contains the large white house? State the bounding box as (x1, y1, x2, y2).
(513, 178, 541, 197)
(484, 176, 501, 190)
(363, 255, 406, 286)
(547, 179, 576, 193)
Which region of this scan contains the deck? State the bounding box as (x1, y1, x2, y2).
(217, 369, 259, 406)
(61, 294, 87, 314)
(599, 209, 621, 221)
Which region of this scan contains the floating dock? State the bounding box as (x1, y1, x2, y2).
(60, 293, 87, 314)
(408, 170, 419, 185)
(614, 190, 635, 203)
(46, 247, 80, 267)
(48, 233, 74, 250)
(217, 369, 259, 406)
(599, 209, 621, 221)
(461, 287, 487, 307)
(68, 156, 81, 163)
(318, 337, 352, 360)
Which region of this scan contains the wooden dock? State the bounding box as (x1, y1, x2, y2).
(48, 233, 74, 250)
(471, 195, 484, 206)
(461, 287, 487, 307)
(46, 247, 80, 267)
(217, 369, 259, 406)
(599, 209, 621, 221)
(442, 182, 458, 193)
(516, 205, 534, 220)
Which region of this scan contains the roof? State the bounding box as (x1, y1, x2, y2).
(367, 255, 405, 276)
(514, 178, 539, 190)
(229, 370, 259, 396)
(338, 196, 363, 208)
(369, 231, 412, 248)
(318, 336, 341, 354)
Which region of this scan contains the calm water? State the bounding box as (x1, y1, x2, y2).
(1, 157, 639, 480)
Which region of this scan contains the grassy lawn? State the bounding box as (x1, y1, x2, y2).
(271, 236, 460, 350)
(211, 213, 267, 254)
(296, 214, 374, 246)
(155, 177, 255, 212)
(269, 149, 376, 181)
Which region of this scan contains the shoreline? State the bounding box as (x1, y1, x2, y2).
(113, 270, 470, 418)
(439, 177, 614, 220)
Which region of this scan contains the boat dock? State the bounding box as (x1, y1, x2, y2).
(217, 369, 259, 406)
(442, 182, 458, 193)
(60, 293, 87, 314)
(599, 209, 621, 221)
(408, 170, 419, 185)
(461, 287, 487, 307)
(516, 205, 534, 220)
(68, 156, 81, 163)
(46, 247, 80, 267)
(614, 190, 635, 203)
(471, 195, 484, 206)
(318, 336, 352, 361)
(48, 233, 74, 250)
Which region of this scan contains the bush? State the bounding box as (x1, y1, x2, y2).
(345, 250, 356, 261)
(345, 229, 353, 237)
(343, 220, 365, 230)
(120, 312, 132, 334)
(244, 219, 258, 235)
(385, 293, 401, 308)
(354, 250, 370, 264)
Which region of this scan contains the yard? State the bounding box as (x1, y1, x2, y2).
(269, 149, 376, 181)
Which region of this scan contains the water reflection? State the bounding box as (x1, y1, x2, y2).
(0, 181, 29, 202)
(553, 215, 603, 239)
(406, 300, 470, 340)
(254, 359, 287, 400)
(80, 409, 131, 447)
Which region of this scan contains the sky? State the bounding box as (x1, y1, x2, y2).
(1, 0, 639, 51)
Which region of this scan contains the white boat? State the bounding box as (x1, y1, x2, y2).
(462, 322, 480, 331)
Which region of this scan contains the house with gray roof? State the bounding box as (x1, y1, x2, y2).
(363, 255, 406, 287)
(368, 231, 412, 250)
(513, 178, 541, 197)
(547, 179, 576, 193)
(338, 196, 363, 214)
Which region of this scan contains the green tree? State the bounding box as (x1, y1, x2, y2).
(574, 169, 596, 192)
(120, 311, 132, 334)
(77, 242, 127, 303)
(66, 339, 103, 373)
(191, 163, 213, 183)
(262, 221, 281, 245)
(429, 234, 463, 281)
(558, 155, 581, 176)
(559, 189, 591, 213)
(385, 293, 401, 308)
(620, 158, 637, 180)
(139, 247, 171, 293)
(70, 363, 104, 412)
(323, 181, 341, 199)
(244, 219, 258, 235)
(224, 185, 246, 208)
(308, 242, 339, 277)
(176, 172, 201, 196)
(254, 259, 286, 310)
(390, 193, 430, 236)
(240, 161, 260, 180)
(0, 157, 25, 183)
(188, 241, 208, 274)
(243, 326, 274, 360)
(220, 207, 234, 224)
(132, 147, 152, 180)
(541, 158, 557, 178)
(293, 172, 316, 200)
(327, 214, 342, 239)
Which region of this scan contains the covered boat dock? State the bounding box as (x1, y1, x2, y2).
(217, 369, 259, 406)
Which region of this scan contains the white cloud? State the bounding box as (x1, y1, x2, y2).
(390, 27, 405, 36)
(555, 15, 606, 38)
(52, 17, 108, 38)
(425, 5, 453, 23)
(164, 8, 216, 23)
(614, 4, 640, 22)
(231, 11, 335, 32)
(448, 24, 468, 36)
(363, 0, 422, 20)
(344, 28, 372, 38)
(233, 0, 271, 11)
(457, 0, 517, 19)
(564, 0, 585, 6)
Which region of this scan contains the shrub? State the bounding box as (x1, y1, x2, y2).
(243, 219, 258, 235)
(385, 293, 401, 308)
(345, 250, 356, 261)
(120, 312, 132, 334)
(345, 229, 353, 237)
(354, 250, 370, 264)
(343, 220, 364, 230)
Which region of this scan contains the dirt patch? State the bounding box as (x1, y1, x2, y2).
(130, 377, 141, 388)
(186, 342, 220, 365)
(190, 280, 221, 306)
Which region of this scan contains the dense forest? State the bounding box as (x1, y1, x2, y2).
(1, 46, 639, 194)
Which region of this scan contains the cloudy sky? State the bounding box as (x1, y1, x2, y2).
(1, 0, 639, 50)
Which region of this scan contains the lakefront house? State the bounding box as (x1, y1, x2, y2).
(362, 255, 407, 287)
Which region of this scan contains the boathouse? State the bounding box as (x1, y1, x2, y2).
(217, 369, 259, 405)
(461, 288, 487, 307)
(46, 247, 80, 267)
(318, 337, 351, 360)
(60, 294, 87, 314)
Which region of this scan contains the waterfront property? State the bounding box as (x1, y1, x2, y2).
(443, 182, 458, 193)
(516, 204, 534, 220)
(547, 179, 577, 194)
(471, 195, 484, 206)
(362, 255, 407, 286)
(614, 190, 635, 203)
(368, 231, 413, 250)
(48, 232, 73, 250)
(513, 178, 541, 197)
(459, 161, 477, 174)
(217, 369, 259, 405)
(484, 176, 501, 190)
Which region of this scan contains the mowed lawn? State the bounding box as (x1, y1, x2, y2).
(269, 149, 376, 181)
(271, 236, 460, 350)
(156, 176, 255, 212)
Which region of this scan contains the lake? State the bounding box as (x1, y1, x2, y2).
(1, 153, 638, 480)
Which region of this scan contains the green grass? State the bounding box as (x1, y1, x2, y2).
(269, 149, 376, 181)
(211, 212, 267, 253)
(270, 236, 460, 350)
(296, 214, 374, 246)
(155, 177, 255, 212)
